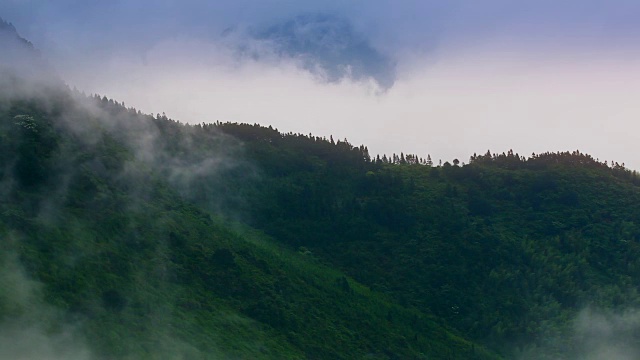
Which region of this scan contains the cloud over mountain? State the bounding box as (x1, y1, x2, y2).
(3, 1, 640, 169)
(224, 13, 396, 90)
(256, 14, 395, 89)
(0, 17, 59, 86)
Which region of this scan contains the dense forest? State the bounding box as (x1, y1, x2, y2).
(218, 123, 640, 354)
(3, 18, 640, 359)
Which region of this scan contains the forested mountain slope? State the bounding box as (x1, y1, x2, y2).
(0, 66, 497, 359)
(215, 122, 640, 357)
(4, 17, 640, 360)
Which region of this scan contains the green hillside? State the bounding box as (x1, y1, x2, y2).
(4, 18, 640, 360)
(0, 81, 499, 359)
(216, 122, 640, 357)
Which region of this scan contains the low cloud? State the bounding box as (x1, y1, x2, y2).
(519, 307, 640, 360)
(4, 2, 640, 169)
(58, 35, 640, 170)
(0, 250, 92, 360)
(569, 308, 640, 360)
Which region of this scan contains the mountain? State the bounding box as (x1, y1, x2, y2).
(4, 19, 640, 360)
(0, 17, 34, 49)
(215, 126, 640, 358)
(0, 23, 497, 359)
(0, 17, 60, 88)
(227, 13, 396, 90)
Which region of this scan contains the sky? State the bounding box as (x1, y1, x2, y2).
(2, 0, 640, 169)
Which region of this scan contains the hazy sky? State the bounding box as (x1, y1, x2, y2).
(3, 1, 640, 168)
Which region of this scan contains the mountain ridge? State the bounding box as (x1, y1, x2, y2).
(0, 59, 499, 359)
(3, 19, 640, 360)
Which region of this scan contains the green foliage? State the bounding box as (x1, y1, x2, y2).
(6, 65, 640, 359)
(215, 124, 640, 357)
(0, 85, 498, 359)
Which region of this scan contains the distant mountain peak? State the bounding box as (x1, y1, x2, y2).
(257, 13, 396, 89)
(224, 13, 396, 90)
(0, 17, 35, 49)
(0, 17, 16, 31)
(0, 17, 61, 88)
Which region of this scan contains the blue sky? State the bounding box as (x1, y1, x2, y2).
(3, 0, 640, 168)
